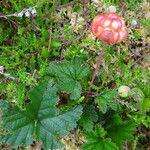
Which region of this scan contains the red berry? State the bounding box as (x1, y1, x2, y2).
(91, 13, 128, 44)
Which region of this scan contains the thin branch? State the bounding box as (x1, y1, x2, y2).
(116, 98, 137, 111)
(130, 54, 150, 68)
(48, 24, 52, 51)
(88, 42, 108, 92)
(0, 6, 37, 19)
(2, 73, 17, 80)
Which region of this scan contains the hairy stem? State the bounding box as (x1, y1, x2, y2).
(88, 42, 108, 92)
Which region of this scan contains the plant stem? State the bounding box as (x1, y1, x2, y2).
(88, 42, 108, 92)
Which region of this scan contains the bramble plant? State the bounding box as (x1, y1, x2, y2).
(89, 12, 128, 91)
(0, 1, 150, 150)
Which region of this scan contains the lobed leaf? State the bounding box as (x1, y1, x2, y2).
(96, 90, 118, 113)
(106, 115, 137, 146)
(79, 105, 98, 131)
(82, 125, 118, 150)
(47, 58, 89, 100)
(0, 80, 83, 150)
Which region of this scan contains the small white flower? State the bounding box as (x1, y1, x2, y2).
(25, 11, 31, 17)
(31, 8, 37, 15)
(130, 19, 138, 27)
(0, 66, 4, 74)
(17, 12, 24, 17)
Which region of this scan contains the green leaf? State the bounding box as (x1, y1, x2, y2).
(141, 98, 150, 112)
(106, 115, 137, 146)
(73, 6, 82, 13)
(36, 107, 82, 149)
(76, 96, 85, 104)
(1, 107, 35, 147)
(50, 40, 62, 48)
(82, 125, 118, 150)
(41, 47, 49, 58)
(95, 90, 118, 113)
(129, 88, 145, 102)
(47, 58, 89, 100)
(129, 113, 150, 128)
(79, 105, 98, 131)
(0, 101, 9, 110)
(83, 138, 118, 150)
(37, 0, 53, 7)
(0, 80, 83, 150)
(95, 125, 106, 138)
(61, 0, 69, 5)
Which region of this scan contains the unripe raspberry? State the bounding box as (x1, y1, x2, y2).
(118, 85, 130, 98)
(91, 13, 128, 44)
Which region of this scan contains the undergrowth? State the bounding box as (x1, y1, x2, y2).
(0, 0, 150, 150)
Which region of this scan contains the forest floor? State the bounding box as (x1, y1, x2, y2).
(0, 0, 150, 150)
